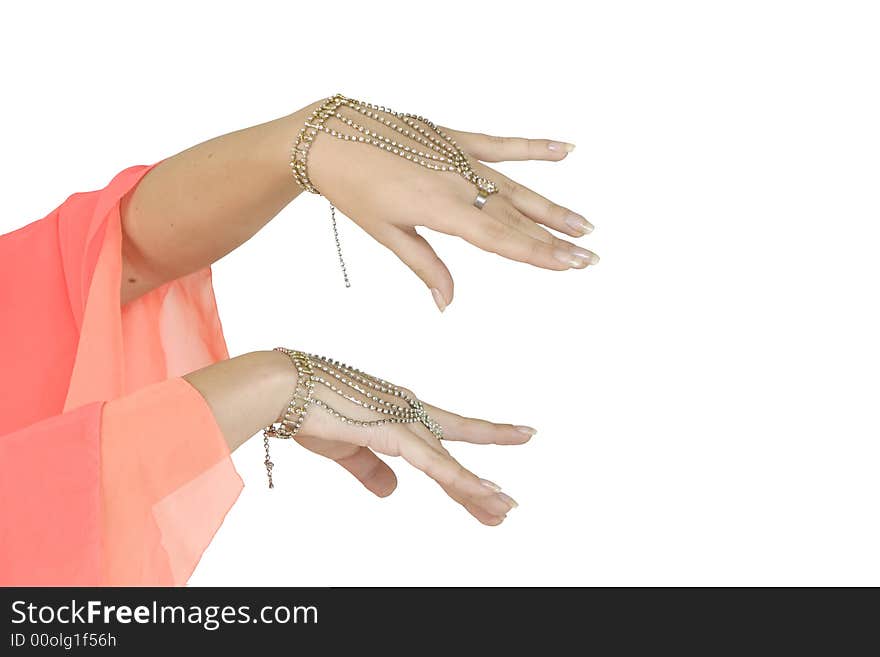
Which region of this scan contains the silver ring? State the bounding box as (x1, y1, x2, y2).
(473, 191, 489, 210)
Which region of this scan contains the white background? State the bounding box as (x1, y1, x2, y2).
(2, 1, 878, 586)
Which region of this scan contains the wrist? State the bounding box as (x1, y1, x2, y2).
(249, 350, 299, 423)
(285, 97, 328, 139)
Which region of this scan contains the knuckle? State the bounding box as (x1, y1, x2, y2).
(373, 424, 396, 451)
(410, 260, 436, 284)
(451, 463, 470, 489)
(482, 218, 507, 242)
(507, 208, 527, 229)
(503, 177, 520, 196)
(430, 453, 451, 479)
(550, 235, 569, 249)
(527, 239, 547, 262)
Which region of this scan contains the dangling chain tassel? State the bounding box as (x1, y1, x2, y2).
(329, 203, 350, 288)
(263, 429, 275, 489)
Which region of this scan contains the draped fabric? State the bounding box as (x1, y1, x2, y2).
(0, 161, 243, 585)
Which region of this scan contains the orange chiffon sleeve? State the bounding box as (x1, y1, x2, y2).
(100, 377, 242, 586)
(0, 160, 243, 586)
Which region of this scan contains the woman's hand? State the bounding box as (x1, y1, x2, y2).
(287, 373, 532, 527)
(184, 351, 528, 526)
(305, 100, 597, 311)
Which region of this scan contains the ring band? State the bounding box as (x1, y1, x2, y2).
(473, 191, 489, 210)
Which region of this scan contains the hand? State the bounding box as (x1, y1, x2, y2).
(286, 367, 532, 526)
(305, 99, 598, 311)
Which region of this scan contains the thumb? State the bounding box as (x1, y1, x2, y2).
(377, 226, 455, 312)
(334, 447, 398, 498)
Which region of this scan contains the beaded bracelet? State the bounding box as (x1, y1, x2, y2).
(288, 93, 498, 287)
(262, 347, 443, 488)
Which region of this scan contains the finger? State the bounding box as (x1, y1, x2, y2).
(374, 226, 454, 311)
(429, 461, 510, 524)
(434, 471, 514, 520)
(446, 486, 508, 526)
(395, 429, 511, 515)
(422, 403, 537, 445)
(474, 162, 594, 237)
(436, 206, 598, 270)
(423, 437, 517, 521)
(300, 404, 516, 521)
(480, 193, 556, 245)
(335, 447, 398, 498)
(465, 504, 507, 526)
(438, 126, 575, 163)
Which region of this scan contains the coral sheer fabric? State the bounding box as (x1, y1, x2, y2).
(0, 161, 243, 585)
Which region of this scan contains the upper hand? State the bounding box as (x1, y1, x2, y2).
(306, 106, 598, 311)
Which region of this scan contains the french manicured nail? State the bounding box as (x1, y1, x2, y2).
(430, 288, 447, 312)
(515, 426, 537, 437)
(547, 141, 576, 153)
(499, 493, 519, 509)
(570, 246, 599, 267)
(564, 212, 594, 235)
(554, 247, 599, 268)
(480, 478, 503, 492)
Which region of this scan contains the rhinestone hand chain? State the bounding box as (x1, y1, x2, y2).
(289, 93, 498, 287)
(262, 347, 443, 488)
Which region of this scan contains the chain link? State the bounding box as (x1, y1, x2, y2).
(261, 348, 442, 488)
(329, 204, 350, 288)
(289, 94, 498, 288)
(262, 429, 275, 489)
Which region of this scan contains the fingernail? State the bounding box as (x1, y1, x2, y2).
(554, 247, 599, 268)
(547, 141, 575, 153)
(554, 248, 575, 267)
(515, 426, 537, 437)
(564, 212, 594, 235)
(480, 478, 502, 492)
(499, 492, 519, 509)
(570, 246, 600, 268)
(430, 287, 446, 312)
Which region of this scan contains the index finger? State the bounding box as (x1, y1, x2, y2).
(423, 402, 537, 445)
(438, 126, 575, 163)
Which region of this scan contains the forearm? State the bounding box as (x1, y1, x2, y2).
(120, 98, 324, 303)
(183, 350, 296, 453)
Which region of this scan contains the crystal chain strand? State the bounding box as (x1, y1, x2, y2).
(261, 348, 443, 488)
(289, 93, 498, 287)
(329, 204, 350, 288)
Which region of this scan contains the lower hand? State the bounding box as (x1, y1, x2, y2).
(288, 373, 532, 526)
